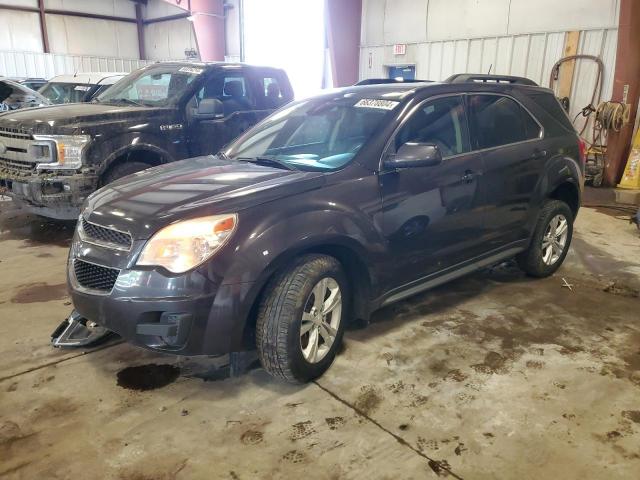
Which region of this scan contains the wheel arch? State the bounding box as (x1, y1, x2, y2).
(97, 144, 171, 179)
(548, 180, 580, 218)
(233, 239, 374, 351)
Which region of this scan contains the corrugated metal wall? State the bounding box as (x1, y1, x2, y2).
(360, 28, 618, 141)
(0, 50, 149, 79)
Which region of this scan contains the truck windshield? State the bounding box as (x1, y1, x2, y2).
(96, 65, 202, 107)
(40, 83, 93, 104)
(224, 97, 397, 171)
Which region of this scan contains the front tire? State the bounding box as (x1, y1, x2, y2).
(516, 199, 574, 277)
(256, 254, 348, 383)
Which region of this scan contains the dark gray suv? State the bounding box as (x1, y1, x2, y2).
(67, 74, 584, 383)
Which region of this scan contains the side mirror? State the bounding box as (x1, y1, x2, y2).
(195, 98, 224, 119)
(383, 142, 443, 169)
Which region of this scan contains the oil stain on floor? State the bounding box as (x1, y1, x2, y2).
(116, 364, 181, 391)
(10, 282, 68, 304)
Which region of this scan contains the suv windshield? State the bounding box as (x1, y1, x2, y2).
(40, 83, 93, 104)
(225, 97, 396, 171)
(96, 65, 202, 107)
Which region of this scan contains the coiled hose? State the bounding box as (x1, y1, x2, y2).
(549, 54, 604, 138)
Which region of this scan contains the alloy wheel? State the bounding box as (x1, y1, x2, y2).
(300, 277, 342, 363)
(541, 214, 569, 265)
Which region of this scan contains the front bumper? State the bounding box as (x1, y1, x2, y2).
(67, 233, 255, 356)
(0, 172, 97, 220)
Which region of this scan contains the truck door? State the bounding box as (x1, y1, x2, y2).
(186, 71, 259, 157)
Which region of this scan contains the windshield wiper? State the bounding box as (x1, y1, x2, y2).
(236, 156, 298, 171)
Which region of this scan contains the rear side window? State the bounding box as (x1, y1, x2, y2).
(528, 92, 575, 135)
(468, 95, 541, 149)
(394, 95, 470, 158)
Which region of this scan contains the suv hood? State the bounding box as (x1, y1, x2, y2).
(84, 156, 325, 239)
(0, 103, 171, 135)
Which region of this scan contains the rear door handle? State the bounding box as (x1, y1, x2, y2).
(461, 170, 475, 183)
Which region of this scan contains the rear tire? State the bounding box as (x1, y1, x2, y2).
(516, 199, 573, 278)
(256, 254, 348, 383)
(101, 161, 150, 185)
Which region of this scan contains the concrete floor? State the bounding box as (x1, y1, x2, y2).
(1, 196, 639, 479)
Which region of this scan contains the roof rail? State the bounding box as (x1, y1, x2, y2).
(445, 74, 538, 86)
(355, 78, 431, 86)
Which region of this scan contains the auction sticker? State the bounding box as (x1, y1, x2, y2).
(179, 67, 204, 75)
(354, 99, 399, 110)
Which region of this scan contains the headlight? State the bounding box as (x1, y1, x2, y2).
(33, 134, 90, 170)
(137, 214, 238, 273)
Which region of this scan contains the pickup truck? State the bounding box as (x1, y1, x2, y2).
(0, 61, 293, 219)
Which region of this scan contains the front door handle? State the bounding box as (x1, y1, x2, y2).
(531, 149, 547, 160)
(461, 170, 475, 184)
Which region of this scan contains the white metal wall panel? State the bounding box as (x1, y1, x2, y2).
(0, 50, 148, 79)
(383, 0, 427, 44)
(0, 0, 37, 6)
(45, 0, 136, 18)
(359, 46, 385, 80)
(143, 0, 185, 19)
(0, 10, 43, 52)
(361, 0, 386, 46)
(45, 14, 139, 58)
(144, 19, 197, 61)
(509, 0, 619, 34)
(426, 0, 510, 41)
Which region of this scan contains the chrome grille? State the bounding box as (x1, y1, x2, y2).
(80, 217, 133, 250)
(0, 127, 31, 140)
(0, 126, 36, 175)
(73, 260, 120, 292)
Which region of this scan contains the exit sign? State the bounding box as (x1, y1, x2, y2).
(393, 44, 406, 55)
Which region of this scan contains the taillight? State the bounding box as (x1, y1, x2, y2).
(578, 138, 587, 166)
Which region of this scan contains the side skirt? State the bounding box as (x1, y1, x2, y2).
(376, 242, 527, 308)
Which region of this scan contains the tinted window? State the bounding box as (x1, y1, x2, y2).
(468, 95, 541, 149)
(395, 96, 470, 158)
(196, 73, 254, 117)
(257, 76, 287, 110)
(528, 92, 575, 135)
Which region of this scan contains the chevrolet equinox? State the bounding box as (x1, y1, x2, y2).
(68, 74, 584, 383)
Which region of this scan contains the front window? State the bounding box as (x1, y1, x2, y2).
(39, 83, 93, 104)
(96, 65, 202, 107)
(224, 97, 396, 171)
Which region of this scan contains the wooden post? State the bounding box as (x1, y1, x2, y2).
(557, 31, 579, 98)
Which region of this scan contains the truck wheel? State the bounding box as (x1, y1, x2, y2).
(101, 161, 150, 185)
(516, 200, 573, 278)
(256, 254, 348, 383)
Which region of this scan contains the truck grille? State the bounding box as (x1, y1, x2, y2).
(0, 127, 31, 140)
(81, 217, 133, 250)
(0, 126, 36, 175)
(73, 260, 120, 292)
